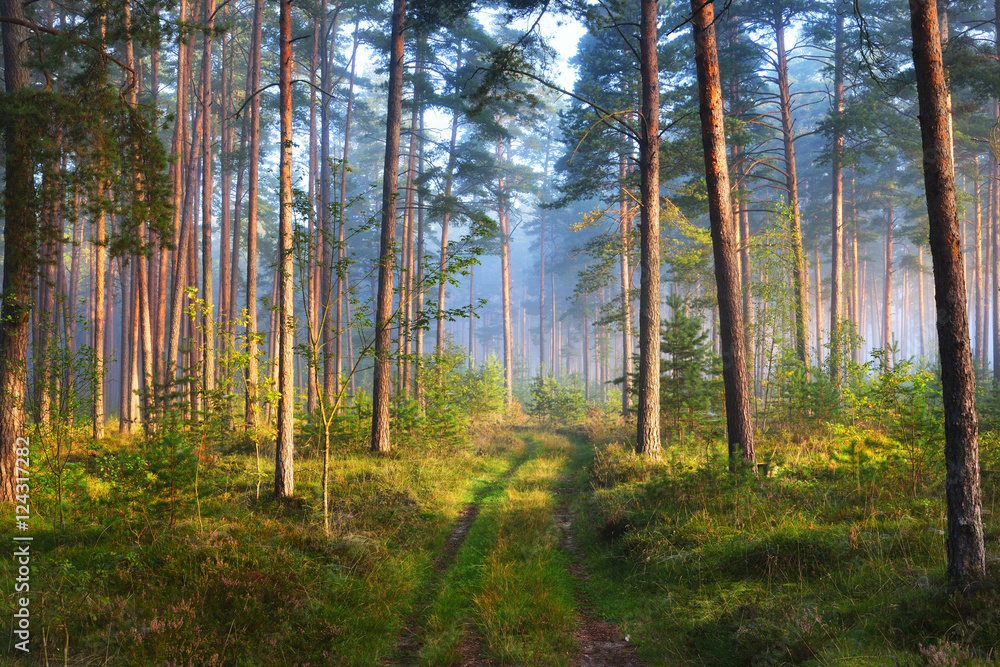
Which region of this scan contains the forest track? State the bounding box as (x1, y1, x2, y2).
(385, 430, 640, 666)
(384, 445, 533, 666)
(552, 475, 643, 667)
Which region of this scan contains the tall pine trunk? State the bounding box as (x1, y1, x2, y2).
(245, 0, 264, 430)
(498, 136, 514, 404)
(775, 6, 809, 368)
(275, 0, 295, 498)
(909, 0, 986, 586)
(884, 206, 894, 356)
(636, 0, 661, 457)
(201, 0, 216, 401)
(692, 0, 756, 470)
(371, 0, 406, 454)
(619, 151, 633, 417)
(0, 0, 36, 500)
(829, 8, 845, 382)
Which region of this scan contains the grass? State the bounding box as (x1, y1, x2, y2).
(569, 426, 1000, 665)
(1, 422, 519, 665)
(419, 430, 579, 665)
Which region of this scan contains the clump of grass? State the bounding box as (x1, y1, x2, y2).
(420, 433, 578, 665)
(0, 420, 513, 665)
(573, 430, 1000, 665)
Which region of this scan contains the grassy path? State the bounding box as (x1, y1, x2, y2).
(388, 428, 641, 666)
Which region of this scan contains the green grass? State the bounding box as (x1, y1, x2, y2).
(1, 425, 519, 665)
(419, 430, 579, 665)
(569, 428, 1000, 665)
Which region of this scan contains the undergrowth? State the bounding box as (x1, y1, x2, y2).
(571, 425, 1000, 665)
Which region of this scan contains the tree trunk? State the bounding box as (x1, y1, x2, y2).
(275, 0, 295, 498)
(437, 96, 461, 356)
(814, 245, 822, 365)
(829, 8, 845, 382)
(636, 0, 661, 457)
(909, 0, 986, 586)
(371, 0, 406, 454)
(0, 0, 36, 501)
(93, 202, 107, 439)
(619, 151, 633, 416)
(306, 14, 319, 418)
(245, 0, 264, 430)
(884, 206, 894, 356)
(919, 245, 927, 357)
(334, 23, 356, 400)
(775, 7, 809, 368)
(993, 145, 1000, 383)
(973, 158, 984, 366)
(498, 136, 514, 404)
(201, 0, 216, 400)
(399, 91, 420, 399)
(692, 0, 756, 470)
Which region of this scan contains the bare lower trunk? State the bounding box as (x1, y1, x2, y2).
(909, 0, 986, 586)
(498, 137, 514, 404)
(0, 0, 36, 501)
(245, 0, 264, 430)
(775, 10, 808, 367)
(201, 0, 216, 400)
(274, 0, 295, 498)
(829, 9, 845, 382)
(636, 0, 661, 457)
(619, 151, 633, 416)
(884, 207, 894, 356)
(371, 0, 407, 454)
(692, 0, 756, 470)
(973, 159, 985, 366)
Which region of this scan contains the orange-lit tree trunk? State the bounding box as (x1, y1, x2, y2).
(774, 5, 809, 367)
(275, 0, 295, 498)
(371, 0, 406, 454)
(909, 0, 986, 586)
(201, 0, 216, 400)
(691, 0, 756, 470)
(0, 0, 36, 501)
(636, 0, 661, 457)
(245, 0, 263, 430)
(829, 7, 845, 382)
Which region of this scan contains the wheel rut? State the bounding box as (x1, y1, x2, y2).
(385, 448, 531, 666)
(553, 477, 644, 667)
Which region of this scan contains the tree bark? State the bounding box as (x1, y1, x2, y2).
(973, 158, 985, 366)
(245, 0, 264, 430)
(0, 0, 36, 501)
(619, 151, 633, 416)
(371, 0, 406, 454)
(636, 0, 661, 457)
(691, 0, 756, 470)
(498, 136, 514, 404)
(774, 6, 809, 368)
(333, 22, 356, 401)
(829, 8, 845, 383)
(437, 43, 462, 357)
(909, 0, 986, 586)
(884, 206, 894, 356)
(274, 0, 295, 498)
(201, 0, 216, 400)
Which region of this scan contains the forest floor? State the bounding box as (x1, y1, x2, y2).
(383, 428, 641, 666)
(6, 418, 1000, 665)
(3, 423, 640, 666)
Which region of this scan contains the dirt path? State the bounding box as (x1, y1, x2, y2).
(386, 449, 532, 666)
(387, 499, 484, 665)
(385, 432, 640, 666)
(553, 478, 644, 667)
